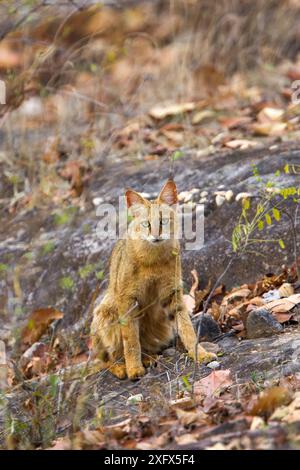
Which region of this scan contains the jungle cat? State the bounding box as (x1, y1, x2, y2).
(90, 180, 216, 380)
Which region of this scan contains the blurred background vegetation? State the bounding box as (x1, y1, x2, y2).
(1, 0, 300, 211)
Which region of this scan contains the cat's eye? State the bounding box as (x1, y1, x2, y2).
(161, 218, 169, 225)
(141, 220, 150, 228)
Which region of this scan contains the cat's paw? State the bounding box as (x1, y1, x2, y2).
(189, 349, 217, 365)
(109, 363, 127, 380)
(127, 365, 146, 381)
(142, 354, 158, 368)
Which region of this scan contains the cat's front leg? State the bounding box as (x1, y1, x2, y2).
(177, 306, 217, 364)
(118, 299, 145, 380)
(161, 289, 216, 364)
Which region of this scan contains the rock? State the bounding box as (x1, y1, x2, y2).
(225, 190, 234, 202)
(207, 361, 220, 370)
(162, 347, 176, 358)
(193, 314, 221, 341)
(246, 308, 283, 339)
(221, 329, 300, 380)
(215, 194, 225, 207)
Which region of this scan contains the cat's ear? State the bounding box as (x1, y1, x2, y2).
(125, 190, 148, 217)
(125, 190, 148, 208)
(158, 179, 177, 205)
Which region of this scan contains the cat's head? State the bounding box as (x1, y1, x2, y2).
(125, 180, 178, 245)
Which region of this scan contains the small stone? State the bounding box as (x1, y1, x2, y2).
(225, 190, 234, 202)
(126, 393, 143, 405)
(193, 314, 221, 341)
(207, 361, 220, 370)
(163, 347, 176, 357)
(199, 197, 208, 204)
(263, 289, 280, 302)
(178, 191, 192, 203)
(92, 197, 104, 206)
(246, 308, 283, 339)
(235, 192, 252, 202)
(215, 194, 225, 207)
(200, 191, 208, 198)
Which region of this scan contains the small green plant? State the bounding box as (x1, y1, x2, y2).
(59, 276, 74, 291)
(78, 264, 95, 279)
(53, 207, 77, 226)
(0, 263, 8, 275)
(182, 374, 192, 392)
(232, 163, 300, 271)
(41, 241, 55, 256)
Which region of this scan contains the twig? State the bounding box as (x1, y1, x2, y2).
(192, 255, 237, 391)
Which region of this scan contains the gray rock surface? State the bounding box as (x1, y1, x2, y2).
(246, 308, 283, 339)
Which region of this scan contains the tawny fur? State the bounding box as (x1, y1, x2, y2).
(90, 180, 216, 380)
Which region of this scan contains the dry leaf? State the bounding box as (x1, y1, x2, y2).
(161, 129, 184, 144)
(60, 160, 87, 196)
(266, 294, 300, 313)
(174, 433, 198, 446)
(192, 110, 215, 124)
(278, 283, 294, 298)
(249, 386, 292, 418)
(175, 408, 205, 427)
(183, 269, 199, 314)
(170, 396, 194, 410)
(223, 287, 251, 304)
(0, 43, 21, 69)
(225, 139, 258, 150)
(253, 122, 287, 136)
(42, 137, 60, 164)
(257, 107, 284, 122)
(149, 102, 195, 120)
(274, 312, 295, 323)
(21, 308, 64, 347)
(220, 116, 252, 129)
(194, 370, 232, 398)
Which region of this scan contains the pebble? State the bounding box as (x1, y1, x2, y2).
(126, 393, 143, 405)
(92, 197, 104, 206)
(215, 194, 225, 207)
(207, 361, 220, 370)
(225, 190, 234, 202)
(235, 192, 252, 202)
